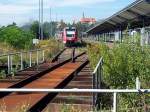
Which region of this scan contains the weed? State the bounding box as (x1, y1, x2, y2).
(0, 70, 6, 79)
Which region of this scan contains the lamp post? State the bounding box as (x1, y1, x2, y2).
(41, 0, 43, 40)
(39, 0, 44, 40)
(39, 0, 41, 40)
(50, 7, 52, 38)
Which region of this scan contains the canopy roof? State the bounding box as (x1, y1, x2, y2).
(87, 0, 150, 34)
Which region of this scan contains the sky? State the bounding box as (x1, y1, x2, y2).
(0, 0, 136, 26)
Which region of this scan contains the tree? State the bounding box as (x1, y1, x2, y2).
(30, 21, 39, 39)
(74, 22, 91, 37)
(58, 19, 67, 31)
(21, 20, 92, 39)
(0, 23, 34, 49)
(29, 21, 58, 39)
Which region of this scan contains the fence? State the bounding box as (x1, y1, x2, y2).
(92, 57, 103, 106)
(0, 88, 148, 112)
(0, 48, 47, 75)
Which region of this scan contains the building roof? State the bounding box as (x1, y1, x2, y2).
(87, 0, 150, 34)
(80, 18, 96, 23)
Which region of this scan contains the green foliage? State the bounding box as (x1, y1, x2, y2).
(22, 20, 92, 39)
(43, 22, 58, 38)
(74, 22, 91, 37)
(30, 21, 39, 39)
(58, 19, 67, 31)
(87, 43, 109, 69)
(0, 23, 34, 49)
(87, 35, 150, 110)
(104, 44, 150, 89)
(88, 37, 150, 89)
(0, 57, 8, 65)
(29, 21, 58, 39)
(0, 70, 6, 79)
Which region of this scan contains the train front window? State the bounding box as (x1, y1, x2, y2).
(66, 29, 75, 31)
(66, 31, 75, 38)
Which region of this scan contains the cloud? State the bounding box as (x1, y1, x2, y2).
(0, 4, 34, 14)
(50, 0, 116, 7)
(0, 0, 117, 25)
(0, 0, 117, 13)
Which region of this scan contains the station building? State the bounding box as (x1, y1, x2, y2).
(86, 0, 150, 45)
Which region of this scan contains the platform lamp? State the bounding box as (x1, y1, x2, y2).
(39, 0, 44, 40)
(39, 0, 41, 40)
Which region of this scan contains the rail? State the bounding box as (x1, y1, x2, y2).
(92, 57, 103, 106)
(51, 48, 66, 62)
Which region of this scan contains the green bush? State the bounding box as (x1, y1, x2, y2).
(87, 35, 150, 110)
(88, 37, 150, 89)
(0, 70, 6, 79)
(0, 24, 34, 49)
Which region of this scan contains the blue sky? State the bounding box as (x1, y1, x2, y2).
(0, 0, 135, 26)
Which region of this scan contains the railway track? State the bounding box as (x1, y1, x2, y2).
(0, 48, 83, 88)
(44, 64, 93, 112)
(0, 48, 93, 112)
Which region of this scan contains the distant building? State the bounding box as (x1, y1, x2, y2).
(80, 12, 96, 24)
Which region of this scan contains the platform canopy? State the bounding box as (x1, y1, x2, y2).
(87, 0, 150, 34)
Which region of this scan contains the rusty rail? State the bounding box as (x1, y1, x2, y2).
(29, 59, 89, 112)
(0, 51, 89, 112)
(51, 48, 66, 62)
(0, 51, 86, 99)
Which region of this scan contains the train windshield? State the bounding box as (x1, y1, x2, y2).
(66, 29, 75, 37)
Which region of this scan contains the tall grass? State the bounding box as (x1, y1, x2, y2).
(0, 42, 17, 54)
(0, 39, 64, 78)
(87, 34, 150, 111)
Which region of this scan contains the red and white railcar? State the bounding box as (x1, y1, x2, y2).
(62, 27, 78, 44)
